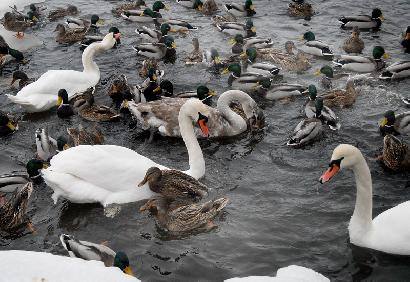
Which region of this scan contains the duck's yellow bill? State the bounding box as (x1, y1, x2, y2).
(6, 121, 16, 131)
(383, 53, 390, 59)
(140, 12, 144, 16)
(197, 5, 203, 11)
(380, 117, 388, 126)
(171, 42, 177, 48)
(57, 96, 63, 106)
(229, 38, 236, 45)
(121, 100, 129, 109)
(97, 19, 105, 25)
(63, 144, 70, 150)
(42, 163, 49, 169)
(209, 90, 217, 96)
(379, 15, 385, 21)
(170, 28, 177, 32)
(165, 5, 170, 11)
(239, 52, 246, 58)
(221, 68, 229, 74)
(124, 266, 134, 276)
(250, 5, 255, 10)
(298, 35, 304, 41)
(153, 86, 161, 93)
(314, 69, 321, 76)
(251, 27, 256, 33)
(214, 56, 221, 64)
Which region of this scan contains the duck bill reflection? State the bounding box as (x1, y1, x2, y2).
(319, 165, 340, 184)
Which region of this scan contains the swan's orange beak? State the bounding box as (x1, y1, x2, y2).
(319, 164, 339, 184)
(198, 119, 209, 137)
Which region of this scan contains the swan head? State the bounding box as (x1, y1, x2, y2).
(319, 144, 363, 184)
(101, 32, 118, 49)
(114, 251, 133, 276)
(179, 99, 210, 137)
(109, 27, 121, 44)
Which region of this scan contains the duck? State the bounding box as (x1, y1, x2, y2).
(379, 110, 410, 136)
(242, 47, 281, 77)
(107, 74, 135, 108)
(402, 26, 410, 53)
(67, 124, 104, 146)
(2, 12, 35, 39)
(7, 32, 117, 113)
(223, 63, 267, 91)
(211, 14, 237, 26)
(0, 181, 33, 233)
(378, 134, 410, 171)
(138, 167, 208, 206)
(48, 5, 79, 21)
(138, 58, 164, 79)
(217, 19, 256, 38)
(121, 8, 158, 24)
(112, 0, 146, 16)
(201, 0, 219, 15)
(319, 144, 410, 255)
(203, 48, 225, 69)
(135, 23, 172, 43)
(185, 38, 203, 64)
(10, 71, 33, 88)
(65, 14, 102, 34)
(339, 8, 384, 30)
(161, 18, 198, 32)
(320, 79, 357, 108)
(225, 265, 329, 282)
(54, 23, 88, 44)
(288, 0, 314, 20)
(41, 99, 211, 206)
(305, 85, 341, 130)
(0, 35, 24, 65)
(133, 36, 176, 63)
(156, 82, 216, 106)
(60, 234, 133, 275)
(224, 0, 255, 17)
(35, 128, 69, 161)
(0, 159, 47, 190)
(379, 61, 410, 80)
(80, 27, 122, 50)
(140, 197, 229, 234)
(0, 250, 139, 281)
(243, 37, 273, 50)
(300, 31, 333, 58)
(0, 112, 18, 136)
(254, 80, 308, 100)
(333, 46, 389, 73)
(314, 65, 335, 90)
(56, 89, 74, 119)
(125, 89, 263, 139)
(343, 26, 364, 54)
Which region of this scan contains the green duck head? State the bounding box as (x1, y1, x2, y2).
(307, 85, 317, 100)
(371, 8, 383, 19)
(245, 0, 254, 10)
(234, 34, 244, 44)
(197, 86, 215, 105)
(226, 63, 242, 77)
(11, 70, 28, 85)
(26, 159, 46, 179)
(164, 36, 176, 49)
(26, 11, 38, 22)
(303, 31, 315, 41)
(147, 68, 157, 81)
(114, 251, 133, 276)
(57, 89, 69, 106)
(152, 1, 166, 12)
(372, 46, 389, 60)
(193, 0, 203, 10)
(57, 136, 69, 151)
(0, 112, 16, 132)
(320, 65, 333, 78)
(160, 23, 171, 35)
(245, 19, 254, 29)
(90, 15, 100, 25)
(142, 8, 155, 18)
(380, 110, 396, 126)
(246, 47, 257, 63)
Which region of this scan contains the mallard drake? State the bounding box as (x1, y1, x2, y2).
(300, 31, 333, 58)
(379, 61, 410, 80)
(343, 26, 364, 54)
(402, 26, 410, 53)
(288, 0, 314, 20)
(339, 8, 384, 30)
(223, 63, 267, 91)
(334, 46, 389, 73)
(0, 182, 34, 233)
(242, 47, 281, 77)
(203, 48, 226, 69)
(0, 35, 24, 65)
(10, 71, 33, 88)
(217, 19, 256, 38)
(161, 18, 198, 31)
(0, 112, 18, 136)
(314, 65, 334, 89)
(67, 124, 104, 146)
(48, 5, 78, 21)
(54, 23, 88, 44)
(320, 80, 357, 108)
(135, 23, 171, 43)
(112, 0, 146, 16)
(185, 38, 203, 64)
(80, 27, 121, 50)
(60, 234, 133, 275)
(140, 197, 229, 233)
(133, 36, 176, 63)
(158, 82, 215, 105)
(243, 37, 273, 50)
(57, 89, 74, 119)
(65, 14, 102, 34)
(379, 110, 410, 136)
(121, 8, 158, 23)
(224, 0, 255, 17)
(3, 12, 34, 39)
(138, 167, 208, 206)
(35, 128, 69, 161)
(305, 85, 341, 130)
(255, 80, 308, 100)
(287, 112, 323, 148)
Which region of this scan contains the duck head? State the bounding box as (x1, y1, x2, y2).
(380, 110, 395, 126)
(305, 84, 317, 100)
(138, 167, 162, 188)
(57, 136, 70, 152)
(160, 23, 171, 36)
(371, 8, 383, 20)
(54, 23, 66, 34)
(196, 85, 215, 106)
(11, 71, 28, 86)
(351, 26, 360, 38)
(0, 112, 17, 132)
(245, 19, 256, 35)
(209, 48, 221, 64)
(245, 47, 257, 63)
(372, 46, 389, 60)
(164, 36, 176, 49)
(303, 31, 315, 42)
(284, 41, 295, 55)
(193, 0, 203, 11)
(26, 159, 47, 180)
(57, 89, 69, 106)
(90, 14, 103, 26)
(315, 65, 333, 78)
(114, 251, 133, 276)
(152, 1, 168, 12)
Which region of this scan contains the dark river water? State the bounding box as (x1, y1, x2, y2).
(1, 0, 409, 281)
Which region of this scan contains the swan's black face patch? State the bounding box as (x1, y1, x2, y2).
(329, 157, 344, 168)
(197, 112, 208, 123)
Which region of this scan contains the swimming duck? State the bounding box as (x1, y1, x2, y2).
(161, 19, 198, 32)
(0, 35, 24, 65)
(65, 14, 102, 34)
(0, 182, 34, 233)
(243, 37, 273, 50)
(7, 32, 117, 112)
(255, 80, 308, 101)
(0, 112, 18, 136)
(334, 46, 389, 73)
(378, 134, 410, 171)
(48, 5, 79, 21)
(138, 167, 208, 206)
(343, 26, 364, 54)
(112, 0, 146, 16)
(379, 61, 410, 80)
(320, 80, 357, 108)
(160, 82, 216, 105)
(339, 8, 384, 30)
(138, 58, 163, 78)
(10, 71, 33, 88)
(135, 23, 172, 43)
(242, 47, 281, 77)
(126, 89, 262, 138)
(224, 0, 255, 17)
(135, 69, 162, 102)
(402, 26, 410, 53)
(314, 65, 335, 89)
(3, 12, 35, 39)
(300, 31, 333, 58)
(57, 89, 74, 119)
(217, 19, 256, 38)
(54, 23, 88, 44)
(133, 36, 176, 63)
(211, 14, 237, 26)
(201, 0, 218, 15)
(67, 124, 104, 146)
(288, 0, 314, 20)
(379, 110, 410, 136)
(35, 128, 69, 161)
(203, 48, 225, 69)
(107, 74, 135, 108)
(140, 197, 229, 234)
(319, 144, 410, 255)
(185, 38, 204, 64)
(60, 234, 133, 275)
(223, 63, 267, 91)
(80, 27, 122, 49)
(42, 99, 211, 205)
(121, 8, 158, 24)
(305, 85, 341, 130)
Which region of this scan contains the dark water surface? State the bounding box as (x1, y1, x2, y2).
(1, 0, 409, 281)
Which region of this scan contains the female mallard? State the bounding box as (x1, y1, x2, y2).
(57, 89, 74, 119)
(133, 36, 176, 63)
(0, 182, 34, 233)
(10, 71, 33, 89)
(379, 61, 410, 80)
(0, 112, 18, 136)
(402, 26, 410, 53)
(343, 26, 364, 54)
(288, 0, 314, 20)
(334, 46, 389, 73)
(223, 63, 266, 91)
(339, 8, 383, 30)
(242, 47, 281, 77)
(135, 23, 172, 43)
(305, 85, 341, 130)
(378, 135, 410, 171)
(224, 0, 255, 17)
(107, 74, 135, 108)
(0, 35, 24, 65)
(185, 38, 203, 64)
(300, 31, 333, 58)
(320, 80, 357, 108)
(138, 167, 208, 205)
(112, 0, 146, 16)
(60, 234, 133, 275)
(140, 197, 229, 234)
(201, 0, 218, 15)
(48, 5, 78, 21)
(379, 110, 410, 136)
(3, 12, 34, 39)
(67, 124, 104, 146)
(255, 80, 308, 100)
(35, 128, 69, 161)
(54, 23, 88, 44)
(217, 19, 256, 38)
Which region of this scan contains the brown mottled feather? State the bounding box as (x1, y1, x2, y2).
(320, 80, 357, 108)
(382, 135, 410, 171)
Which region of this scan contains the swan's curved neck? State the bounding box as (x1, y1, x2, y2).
(179, 109, 205, 179)
(216, 90, 249, 134)
(82, 39, 111, 74)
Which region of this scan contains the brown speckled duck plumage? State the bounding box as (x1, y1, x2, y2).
(381, 135, 410, 171)
(320, 80, 357, 108)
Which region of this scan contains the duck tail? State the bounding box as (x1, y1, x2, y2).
(379, 71, 393, 80)
(212, 197, 229, 212)
(338, 16, 348, 24)
(59, 234, 75, 255)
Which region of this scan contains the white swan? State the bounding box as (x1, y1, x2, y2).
(225, 265, 329, 282)
(42, 99, 210, 206)
(126, 90, 263, 138)
(319, 144, 410, 255)
(0, 250, 139, 282)
(6, 32, 117, 113)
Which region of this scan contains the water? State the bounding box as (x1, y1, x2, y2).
(1, 0, 410, 281)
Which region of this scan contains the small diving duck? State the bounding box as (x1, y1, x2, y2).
(224, 0, 255, 17)
(10, 71, 33, 88)
(217, 18, 256, 38)
(320, 80, 357, 108)
(3, 12, 35, 39)
(35, 128, 69, 161)
(339, 8, 384, 30)
(305, 85, 341, 130)
(185, 37, 203, 64)
(112, 0, 146, 16)
(60, 234, 133, 275)
(57, 89, 74, 118)
(48, 5, 79, 21)
(333, 46, 389, 73)
(378, 134, 410, 171)
(379, 110, 410, 136)
(300, 31, 333, 59)
(379, 61, 410, 80)
(140, 197, 229, 234)
(133, 36, 177, 64)
(242, 47, 281, 77)
(402, 26, 410, 53)
(54, 23, 88, 44)
(288, 0, 314, 20)
(0, 35, 24, 66)
(0, 112, 18, 136)
(135, 23, 171, 43)
(343, 26, 364, 54)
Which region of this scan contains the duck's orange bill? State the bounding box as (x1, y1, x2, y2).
(319, 165, 339, 184)
(198, 119, 209, 137)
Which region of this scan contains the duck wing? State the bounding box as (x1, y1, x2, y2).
(161, 170, 208, 200)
